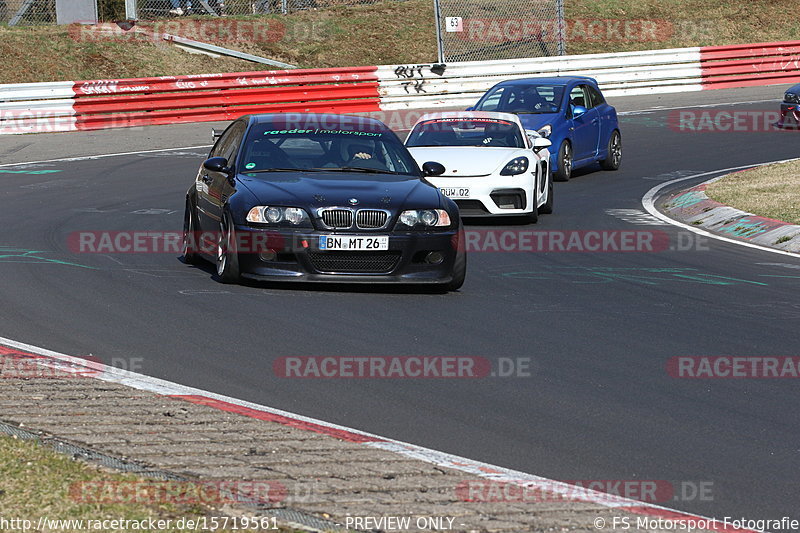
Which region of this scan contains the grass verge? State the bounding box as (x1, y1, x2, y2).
(0, 433, 305, 533)
(705, 160, 800, 225)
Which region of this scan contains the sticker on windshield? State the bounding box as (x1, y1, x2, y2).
(245, 162, 256, 169)
(262, 128, 383, 137)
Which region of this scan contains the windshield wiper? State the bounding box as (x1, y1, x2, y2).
(245, 168, 324, 173)
(309, 167, 403, 175)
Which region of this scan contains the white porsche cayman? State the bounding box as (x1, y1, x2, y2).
(405, 111, 553, 222)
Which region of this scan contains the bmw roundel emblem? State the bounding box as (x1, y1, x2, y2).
(348, 198, 359, 205)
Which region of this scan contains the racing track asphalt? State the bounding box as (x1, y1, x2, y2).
(1, 86, 799, 525)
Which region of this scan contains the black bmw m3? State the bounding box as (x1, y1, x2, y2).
(182, 113, 466, 290)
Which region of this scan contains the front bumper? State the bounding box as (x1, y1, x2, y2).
(779, 102, 800, 128)
(232, 226, 462, 284)
(427, 174, 536, 217)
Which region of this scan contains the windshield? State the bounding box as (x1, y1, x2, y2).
(240, 123, 421, 176)
(475, 84, 565, 114)
(405, 117, 525, 148)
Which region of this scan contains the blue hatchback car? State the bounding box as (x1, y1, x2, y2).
(468, 76, 621, 181)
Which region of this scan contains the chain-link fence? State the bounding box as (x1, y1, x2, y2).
(434, 0, 564, 62)
(1, 0, 58, 25)
(132, 0, 390, 18)
(0, 0, 399, 23)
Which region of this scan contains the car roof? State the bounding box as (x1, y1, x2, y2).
(494, 76, 598, 87)
(413, 111, 524, 130)
(241, 113, 393, 133)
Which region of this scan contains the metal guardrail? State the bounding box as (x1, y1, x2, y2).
(2, 40, 799, 135)
(161, 33, 297, 68)
(377, 47, 705, 110)
(700, 41, 800, 89)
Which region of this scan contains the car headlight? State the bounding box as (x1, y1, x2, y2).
(537, 124, 552, 138)
(246, 206, 311, 227)
(785, 92, 800, 104)
(500, 157, 529, 176)
(397, 209, 452, 228)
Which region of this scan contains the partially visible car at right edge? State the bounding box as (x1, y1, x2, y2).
(779, 84, 800, 128)
(468, 76, 621, 182)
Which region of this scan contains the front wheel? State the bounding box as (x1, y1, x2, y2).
(539, 169, 554, 214)
(553, 141, 572, 182)
(445, 251, 467, 291)
(216, 210, 240, 284)
(182, 198, 202, 265)
(444, 225, 467, 291)
(600, 130, 622, 171)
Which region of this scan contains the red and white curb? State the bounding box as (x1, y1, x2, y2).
(643, 161, 800, 257)
(0, 335, 756, 532)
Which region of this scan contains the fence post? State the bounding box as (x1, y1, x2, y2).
(556, 0, 565, 55)
(433, 0, 444, 63)
(125, 0, 137, 20)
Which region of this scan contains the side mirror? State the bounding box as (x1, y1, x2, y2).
(532, 137, 552, 152)
(572, 105, 588, 118)
(422, 161, 446, 177)
(203, 157, 231, 173)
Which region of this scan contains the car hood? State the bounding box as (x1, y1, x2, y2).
(514, 113, 560, 131)
(237, 171, 440, 209)
(407, 147, 530, 177)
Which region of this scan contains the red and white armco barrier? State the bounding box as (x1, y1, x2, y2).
(2, 40, 799, 135)
(0, 67, 381, 134)
(701, 41, 800, 89)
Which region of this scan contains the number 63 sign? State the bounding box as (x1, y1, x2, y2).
(445, 17, 463, 32)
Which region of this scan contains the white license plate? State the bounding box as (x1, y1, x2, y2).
(319, 235, 389, 251)
(441, 187, 470, 199)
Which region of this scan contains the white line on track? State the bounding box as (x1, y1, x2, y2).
(641, 159, 800, 258)
(0, 145, 212, 168)
(0, 334, 753, 530)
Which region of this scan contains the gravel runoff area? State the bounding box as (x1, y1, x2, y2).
(0, 366, 731, 533)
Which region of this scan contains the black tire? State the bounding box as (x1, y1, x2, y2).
(553, 140, 572, 182)
(539, 167, 554, 215)
(444, 226, 467, 291)
(216, 209, 240, 284)
(600, 130, 622, 171)
(182, 198, 202, 265)
(526, 202, 538, 224)
(525, 172, 539, 223)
